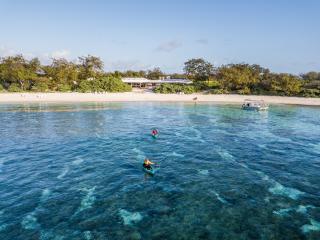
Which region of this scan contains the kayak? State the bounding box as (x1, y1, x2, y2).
(143, 166, 155, 175)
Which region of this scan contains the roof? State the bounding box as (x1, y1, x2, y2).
(122, 77, 192, 84)
(122, 78, 149, 83)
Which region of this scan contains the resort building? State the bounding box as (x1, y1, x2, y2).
(122, 77, 192, 88)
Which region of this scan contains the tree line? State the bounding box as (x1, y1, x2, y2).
(0, 55, 131, 93)
(155, 58, 320, 97)
(0, 55, 319, 97)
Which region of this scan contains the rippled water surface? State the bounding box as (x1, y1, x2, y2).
(0, 102, 319, 240)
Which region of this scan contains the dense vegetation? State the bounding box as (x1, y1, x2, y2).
(154, 83, 196, 94)
(0, 55, 319, 97)
(155, 59, 320, 96)
(0, 55, 131, 93)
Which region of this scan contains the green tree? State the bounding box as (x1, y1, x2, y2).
(271, 74, 302, 96)
(217, 64, 263, 93)
(154, 83, 196, 94)
(184, 58, 214, 81)
(31, 77, 50, 92)
(147, 68, 164, 80)
(78, 55, 104, 80)
(8, 83, 23, 92)
(77, 76, 131, 93)
(46, 58, 79, 90)
(0, 55, 37, 90)
(301, 72, 320, 81)
(0, 83, 5, 92)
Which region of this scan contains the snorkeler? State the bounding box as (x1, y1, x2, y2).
(151, 129, 158, 136)
(143, 158, 155, 170)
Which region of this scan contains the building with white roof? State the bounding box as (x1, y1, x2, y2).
(122, 77, 192, 88)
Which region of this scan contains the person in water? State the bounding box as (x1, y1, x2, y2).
(152, 129, 158, 136)
(143, 158, 155, 170)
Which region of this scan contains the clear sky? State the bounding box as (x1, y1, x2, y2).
(0, 0, 319, 74)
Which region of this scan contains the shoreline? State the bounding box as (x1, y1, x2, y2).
(0, 92, 320, 106)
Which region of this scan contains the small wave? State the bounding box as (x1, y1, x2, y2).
(258, 144, 267, 149)
(216, 148, 235, 161)
(57, 166, 69, 179)
(211, 190, 228, 204)
(171, 152, 185, 158)
(192, 128, 205, 143)
(132, 148, 146, 161)
(21, 213, 40, 230)
(78, 187, 96, 212)
(72, 157, 84, 165)
(198, 169, 209, 175)
(40, 188, 51, 202)
(301, 219, 320, 233)
(273, 208, 292, 216)
(119, 209, 143, 226)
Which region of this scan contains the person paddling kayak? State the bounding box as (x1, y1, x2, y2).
(143, 158, 155, 170)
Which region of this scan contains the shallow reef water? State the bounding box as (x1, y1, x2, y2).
(0, 102, 319, 239)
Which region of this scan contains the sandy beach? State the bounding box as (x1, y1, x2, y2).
(0, 92, 320, 106)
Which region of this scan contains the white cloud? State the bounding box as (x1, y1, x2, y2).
(0, 46, 72, 64)
(50, 50, 71, 59)
(155, 40, 182, 52)
(0, 45, 18, 57)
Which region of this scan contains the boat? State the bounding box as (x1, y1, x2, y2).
(143, 166, 155, 175)
(242, 99, 268, 111)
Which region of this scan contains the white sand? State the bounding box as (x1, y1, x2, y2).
(0, 92, 320, 106)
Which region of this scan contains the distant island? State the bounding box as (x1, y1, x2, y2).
(0, 55, 319, 98)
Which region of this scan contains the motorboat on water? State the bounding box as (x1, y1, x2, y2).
(242, 99, 268, 111)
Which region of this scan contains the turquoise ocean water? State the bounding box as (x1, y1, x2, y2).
(0, 102, 319, 239)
